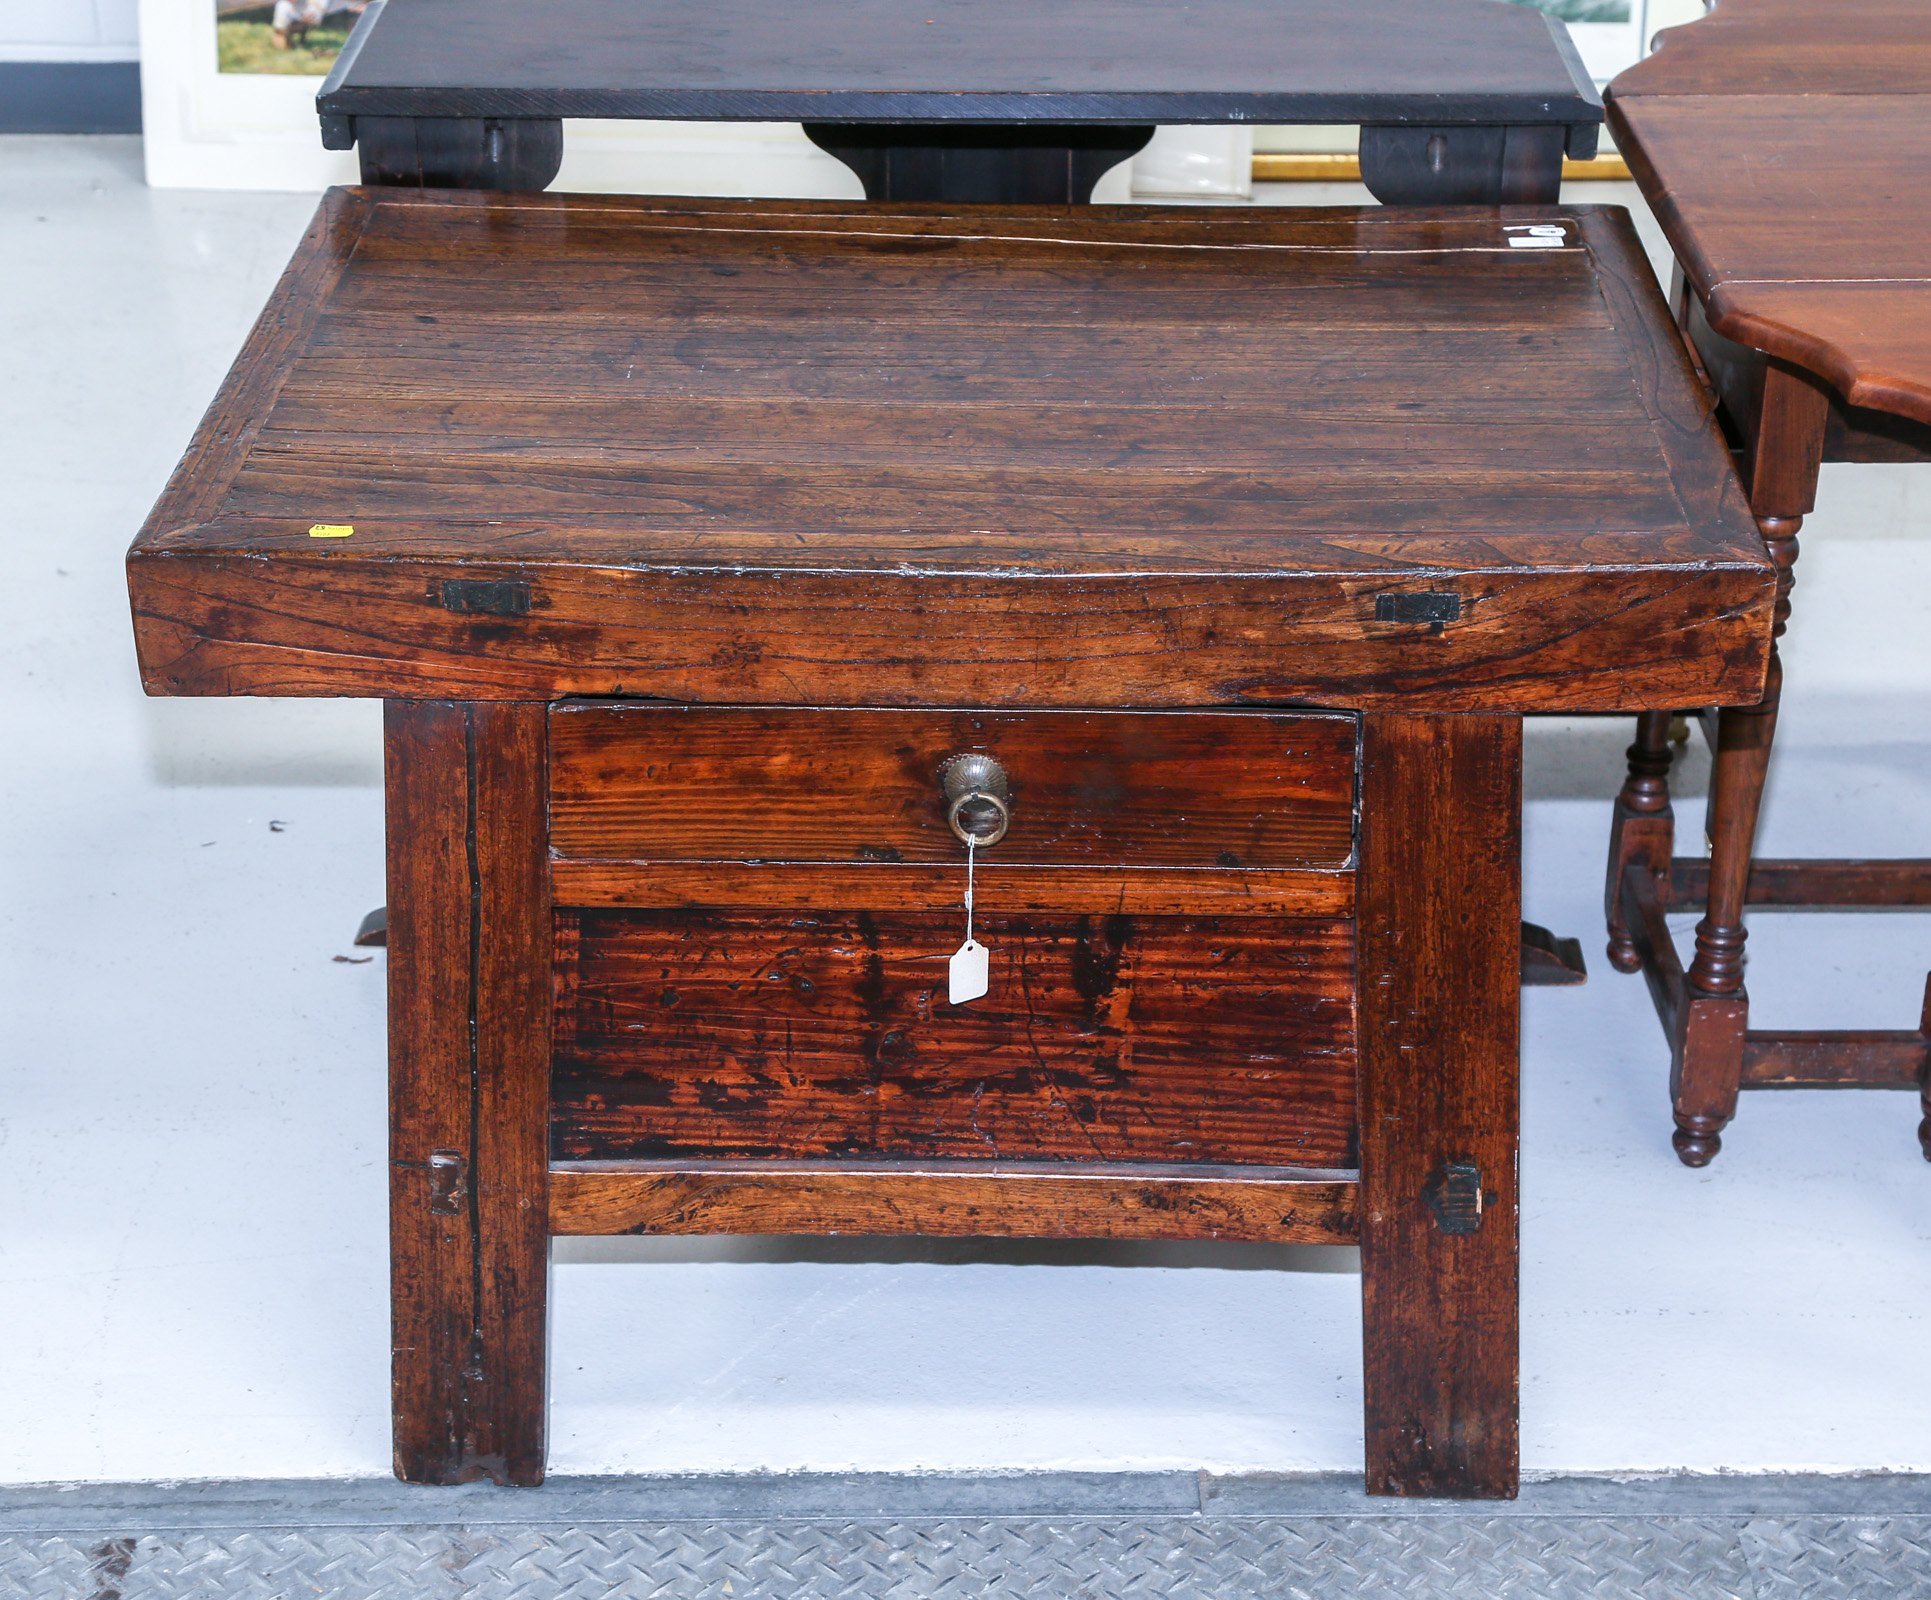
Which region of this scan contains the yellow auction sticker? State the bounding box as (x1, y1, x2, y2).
(307, 523, 355, 538)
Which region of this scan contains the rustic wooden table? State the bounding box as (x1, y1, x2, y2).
(314, 0, 1601, 204)
(1602, 0, 1931, 1166)
(128, 190, 1771, 1498)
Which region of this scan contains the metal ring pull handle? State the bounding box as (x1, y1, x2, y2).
(940, 753, 1011, 847)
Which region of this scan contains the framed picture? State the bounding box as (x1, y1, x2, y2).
(139, 0, 360, 187)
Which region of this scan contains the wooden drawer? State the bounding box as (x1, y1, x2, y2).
(546, 703, 1361, 1172)
(548, 704, 1358, 916)
(551, 907, 1358, 1168)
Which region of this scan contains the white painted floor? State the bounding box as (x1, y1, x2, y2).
(3, 135, 1929, 1485)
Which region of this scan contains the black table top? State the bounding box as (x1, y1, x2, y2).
(317, 0, 1600, 131)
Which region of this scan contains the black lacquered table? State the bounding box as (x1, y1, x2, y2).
(317, 0, 1601, 204)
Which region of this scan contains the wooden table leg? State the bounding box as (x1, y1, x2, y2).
(1358, 713, 1521, 1500)
(1605, 709, 1677, 974)
(385, 701, 552, 1486)
(1671, 361, 1825, 1164)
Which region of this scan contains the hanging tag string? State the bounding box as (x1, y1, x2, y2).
(965, 836, 975, 945)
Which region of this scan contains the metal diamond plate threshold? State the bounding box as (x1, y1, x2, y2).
(2, 1473, 1928, 1599)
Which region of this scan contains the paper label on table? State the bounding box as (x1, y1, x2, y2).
(307, 523, 355, 538)
(1504, 224, 1567, 249)
(948, 939, 989, 1005)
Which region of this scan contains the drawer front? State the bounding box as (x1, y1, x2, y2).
(550, 704, 1355, 868)
(548, 704, 1358, 916)
(552, 908, 1358, 1169)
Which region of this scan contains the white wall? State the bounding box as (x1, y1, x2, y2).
(0, 0, 138, 61)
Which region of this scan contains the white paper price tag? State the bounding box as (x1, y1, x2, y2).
(947, 836, 991, 1004)
(949, 938, 990, 1005)
(1504, 223, 1567, 249)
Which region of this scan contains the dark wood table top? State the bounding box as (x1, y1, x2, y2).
(318, 0, 1599, 134)
(1608, 0, 1931, 425)
(129, 190, 1769, 715)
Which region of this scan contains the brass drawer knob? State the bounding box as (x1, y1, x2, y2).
(940, 753, 1011, 847)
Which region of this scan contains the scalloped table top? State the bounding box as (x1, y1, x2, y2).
(1607, 0, 1931, 426)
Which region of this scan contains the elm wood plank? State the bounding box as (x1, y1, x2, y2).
(1356, 713, 1520, 1501)
(1740, 1036, 1927, 1090)
(548, 705, 1357, 873)
(1575, 209, 1757, 541)
(551, 863, 1356, 919)
(1669, 858, 1931, 910)
(316, 0, 1599, 132)
(550, 908, 1359, 1169)
(258, 407, 1667, 474)
(549, 1159, 1360, 1245)
(143, 187, 374, 534)
(129, 548, 1773, 716)
(385, 700, 551, 1487)
(129, 549, 1771, 714)
(127, 192, 1775, 714)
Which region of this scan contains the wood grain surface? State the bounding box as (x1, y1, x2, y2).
(1357, 713, 1521, 1500)
(548, 704, 1358, 869)
(129, 191, 1773, 714)
(1608, 0, 1931, 425)
(551, 907, 1359, 1168)
(1614, 0, 1931, 96)
(385, 701, 551, 1487)
(549, 860, 1356, 919)
(550, 1158, 1360, 1244)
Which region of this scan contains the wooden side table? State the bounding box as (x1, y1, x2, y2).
(128, 191, 1771, 1498)
(313, 0, 1601, 205)
(1603, 0, 1931, 1165)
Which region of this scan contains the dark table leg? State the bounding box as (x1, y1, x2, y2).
(1358, 712, 1521, 1500)
(1607, 349, 1849, 1165)
(1357, 124, 1566, 205)
(386, 701, 552, 1486)
(1606, 709, 1677, 975)
(333, 115, 565, 191)
(803, 123, 1154, 204)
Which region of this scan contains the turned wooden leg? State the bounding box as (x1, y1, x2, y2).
(386, 701, 552, 1486)
(1606, 710, 1677, 974)
(1358, 713, 1520, 1499)
(1674, 519, 1799, 1166)
(1919, 976, 1931, 1164)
